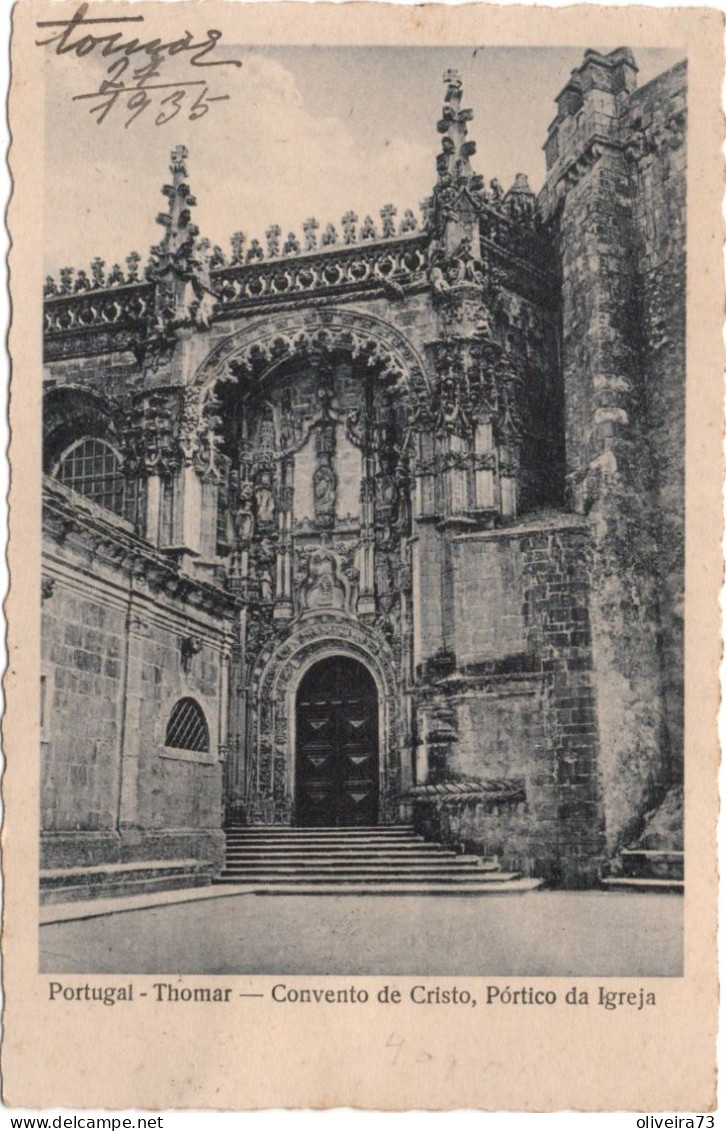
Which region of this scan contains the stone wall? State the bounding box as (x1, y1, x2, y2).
(414, 514, 603, 884)
(539, 50, 685, 853)
(625, 62, 687, 781)
(41, 478, 234, 874)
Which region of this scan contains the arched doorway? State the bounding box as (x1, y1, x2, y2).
(295, 656, 379, 827)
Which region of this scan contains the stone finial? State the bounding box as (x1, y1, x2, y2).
(170, 144, 189, 178)
(59, 267, 74, 294)
(360, 216, 377, 241)
(265, 224, 281, 257)
(145, 148, 220, 341)
(107, 263, 125, 286)
(90, 258, 106, 288)
(503, 173, 535, 220)
(126, 251, 141, 282)
(283, 231, 300, 255)
(342, 211, 358, 244)
(380, 204, 397, 238)
(230, 231, 246, 264)
(246, 239, 264, 262)
(321, 223, 338, 247)
(400, 209, 418, 234)
(73, 270, 91, 292)
(420, 196, 434, 231)
(151, 147, 200, 271)
(302, 218, 319, 251)
(436, 68, 476, 184)
(443, 68, 462, 95)
(43, 276, 58, 297)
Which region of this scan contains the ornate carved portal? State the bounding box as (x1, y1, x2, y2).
(210, 316, 418, 826)
(244, 616, 402, 826)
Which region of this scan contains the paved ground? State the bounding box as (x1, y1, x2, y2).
(40, 889, 683, 976)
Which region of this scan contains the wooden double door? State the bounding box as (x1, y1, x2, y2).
(295, 656, 379, 827)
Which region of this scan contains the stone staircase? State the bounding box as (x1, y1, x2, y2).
(217, 826, 544, 895)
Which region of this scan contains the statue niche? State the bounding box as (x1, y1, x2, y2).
(313, 417, 337, 530)
(255, 466, 275, 527)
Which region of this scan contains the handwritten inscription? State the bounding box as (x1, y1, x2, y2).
(36, 3, 241, 128)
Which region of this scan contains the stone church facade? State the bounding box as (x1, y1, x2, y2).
(41, 48, 686, 894)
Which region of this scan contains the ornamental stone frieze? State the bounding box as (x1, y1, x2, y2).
(122, 389, 184, 478)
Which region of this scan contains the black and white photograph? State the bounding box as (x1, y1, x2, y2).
(36, 26, 688, 979)
(5, 0, 723, 1113)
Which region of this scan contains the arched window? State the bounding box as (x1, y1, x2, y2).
(56, 437, 126, 517)
(165, 698, 210, 753)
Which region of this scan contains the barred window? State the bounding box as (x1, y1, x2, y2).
(57, 437, 126, 517)
(165, 698, 210, 753)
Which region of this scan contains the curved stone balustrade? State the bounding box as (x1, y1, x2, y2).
(43, 283, 154, 336)
(212, 235, 428, 309)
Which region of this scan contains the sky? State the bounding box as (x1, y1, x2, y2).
(43, 44, 684, 278)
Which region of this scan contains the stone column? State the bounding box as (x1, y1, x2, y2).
(274, 469, 294, 620)
(414, 431, 437, 519)
(181, 463, 203, 555)
(145, 474, 161, 544)
(224, 608, 248, 824)
(116, 602, 149, 838)
(473, 419, 495, 510)
(443, 434, 468, 516)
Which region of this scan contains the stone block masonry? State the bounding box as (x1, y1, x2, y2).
(417, 515, 603, 885)
(540, 50, 685, 852)
(41, 479, 237, 877)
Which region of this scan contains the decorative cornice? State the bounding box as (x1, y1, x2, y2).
(405, 776, 526, 805)
(555, 135, 623, 192)
(43, 477, 242, 619)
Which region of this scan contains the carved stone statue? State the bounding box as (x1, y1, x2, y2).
(259, 569, 273, 602)
(255, 469, 275, 525)
(313, 456, 337, 526)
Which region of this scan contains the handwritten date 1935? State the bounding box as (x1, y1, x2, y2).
(35, 3, 241, 128)
(74, 79, 230, 128)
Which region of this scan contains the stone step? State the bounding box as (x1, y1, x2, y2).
(41, 858, 206, 888)
(218, 869, 522, 883)
(600, 876, 684, 893)
(225, 833, 418, 841)
(220, 827, 535, 895)
(221, 859, 487, 872)
(226, 826, 416, 834)
(225, 842, 430, 849)
(223, 849, 465, 861)
(618, 849, 684, 880)
(220, 878, 546, 896)
(40, 860, 211, 905)
(224, 860, 468, 870)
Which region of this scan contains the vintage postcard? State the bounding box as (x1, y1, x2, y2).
(3, 0, 722, 1111)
